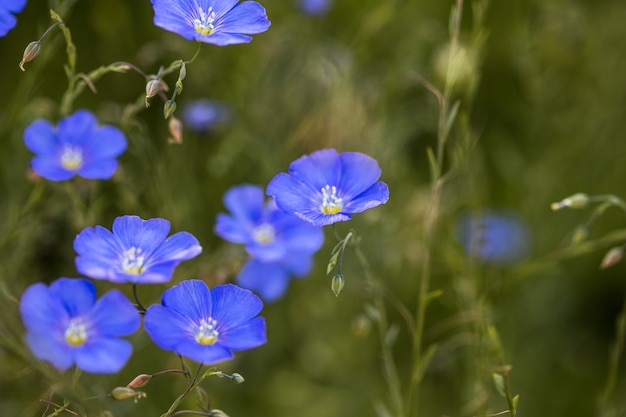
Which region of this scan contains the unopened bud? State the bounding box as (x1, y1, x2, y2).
(231, 373, 245, 384)
(163, 100, 177, 119)
(168, 116, 183, 144)
(110, 386, 147, 403)
(331, 273, 345, 297)
(145, 78, 161, 107)
(19, 41, 41, 71)
(551, 193, 590, 211)
(210, 410, 231, 417)
(600, 246, 624, 270)
(127, 373, 152, 388)
(111, 387, 138, 400)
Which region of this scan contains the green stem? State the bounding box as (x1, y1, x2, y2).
(599, 297, 626, 414)
(354, 242, 404, 417)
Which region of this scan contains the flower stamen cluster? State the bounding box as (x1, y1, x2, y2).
(195, 317, 219, 345)
(60, 145, 84, 171)
(194, 7, 217, 35)
(64, 318, 88, 346)
(121, 247, 146, 275)
(320, 185, 343, 214)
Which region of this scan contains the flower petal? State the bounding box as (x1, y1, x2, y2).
(84, 125, 127, 159)
(342, 181, 389, 213)
(76, 159, 119, 180)
(24, 120, 59, 155)
(162, 279, 212, 319)
(25, 332, 73, 371)
(89, 290, 140, 337)
(20, 283, 69, 334)
(214, 213, 251, 244)
(196, 32, 253, 45)
(49, 278, 97, 317)
(266, 173, 319, 215)
(220, 316, 266, 350)
(144, 304, 193, 349)
(288, 149, 341, 191)
(214, 1, 270, 35)
(176, 341, 234, 364)
(75, 338, 133, 373)
(338, 152, 382, 199)
(147, 231, 202, 264)
(210, 284, 263, 327)
(57, 110, 98, 145)
(112, 216, 171, 252)
(237, 259, 291, 301)
(31, 156, 74, 181)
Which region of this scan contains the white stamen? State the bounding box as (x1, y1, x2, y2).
(121, 247, 146, 274)
(253, 223, 276, 245)
(193, 7, 217, 35)
(195, 317, 219, 345)
(65, 317, 88, 346)
(60, 145, 84, 170)
(321, 185, 344, 214)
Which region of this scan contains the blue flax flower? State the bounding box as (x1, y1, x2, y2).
(267, 149, 390, 227)
(74, 215, 202, 284)
(0, 0, 26, 37)
(20, 278, 140, 373)
(24, 110, 127, 181)
(215, 184, 324, 300)
(455, 209, 532, 265)
(144, 280, 266, 364)
(182, 99, 231, 133)
(151, 0, 271, 46)
(298, 0, 331, 16)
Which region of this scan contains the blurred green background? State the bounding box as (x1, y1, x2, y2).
(2, 0, 626, 416)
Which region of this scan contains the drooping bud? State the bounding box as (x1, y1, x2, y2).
(110, 387, 147, 403)
(145, 78, 161, 107)
(19, 41, 41, 71)
(600, 246, 624, 270)
(164, 99, 177, 119)
(127, 373, 152, 388)
(331, 273, 345, 297)
(168, 116, 183, 144)
(550, 193, 590, 211)
(571, 226, 588, 244)
(210, 410, 231, 417)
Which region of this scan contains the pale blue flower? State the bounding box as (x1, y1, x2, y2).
(151, 0, 271, 46)
(144, 280, 266, 364)
(24, 110, 127, 181)
(19, 278, 140, 373)
(74, 215, 202, 284)
(267, 149, 390, 227)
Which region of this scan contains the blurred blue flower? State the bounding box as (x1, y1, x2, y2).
(455, 209, 532, 264)
(298, 0, 331, 15)
(267, 149, 390, 227)
(19, 278, 140, 373)
(151, 0, 271, 46)
(0, 0, 27, 37)
(144, 280, 266, 364)
(182, 99, 230, 133)
(24, 110, 127, 181)
(215, 184, 324, 300)
(74, 215, 202, 284)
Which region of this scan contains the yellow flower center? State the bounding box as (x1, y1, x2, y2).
(60, 145, 84, 171)
(195, 318, 219, 345)
(253, 223, 276, 245)
(65, 318, 88, 346)
(194, 7, 216, 36)
(321, 185, 344, 214)
(121, 247, 145, 275)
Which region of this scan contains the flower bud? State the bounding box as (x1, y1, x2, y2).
(231, 372, 245, 384)
(164, 100, 177, 119)
(331, 273, 345, 297)
(111, 387, 138, 400)
(168, 116, 183, 144)
(145, 78, 161, 107)
(600, 246, 624, 270)
(550, 193, 590, 211)
(19, 41, 41, 72)
(127, 373, 152, 388)
(210, 410, 231, 417)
